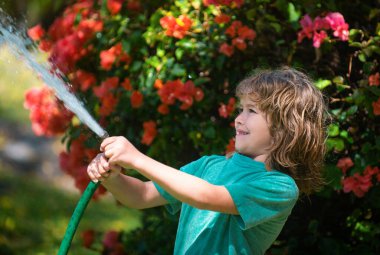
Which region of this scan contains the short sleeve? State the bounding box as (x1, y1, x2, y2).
(225, 173, 299, 230)
(152, 156, 209, 215)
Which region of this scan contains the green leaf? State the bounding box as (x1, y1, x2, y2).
(287, 3, 301, 23)
(204, 126, 216, 139)
(328, 124, 340, 137)
(130, 61, 143, 72)
(367, 86, 380, 96)
(194, 77, 210, 86)
(347, 105, 358, 116)
(171, 64, 186, 76)
(326, 138, 345, 151)
(333, 76, 344, 84)
(323, 164, 343, 190)
(175, 48, 184, 60)
(358, 53, 366, 62)
(315, 79, 332, 90)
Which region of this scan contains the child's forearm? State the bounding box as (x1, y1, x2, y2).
(133, 154, 216, 210)
(101, 174, 148, 209)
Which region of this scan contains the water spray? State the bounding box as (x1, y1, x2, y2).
(1, 10, 110, 254)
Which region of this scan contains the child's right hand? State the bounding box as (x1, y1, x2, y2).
(87, 153, 122, 183)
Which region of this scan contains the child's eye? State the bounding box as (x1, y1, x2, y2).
(237, 107, 243, 113)
(249, 109, 256, 113)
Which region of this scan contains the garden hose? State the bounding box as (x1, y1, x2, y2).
(58, 132, 109, 255)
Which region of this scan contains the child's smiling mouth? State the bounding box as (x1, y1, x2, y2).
(236, 129, 249, 136)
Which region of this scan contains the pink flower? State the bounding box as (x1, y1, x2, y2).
(298, 15, 314, 43)
(313, 17, 330, 30)
(325, 12, 349, 41)
(103, 230, 120, 249)
(336, 157, 354, 175)
(312, 30, 327, 48)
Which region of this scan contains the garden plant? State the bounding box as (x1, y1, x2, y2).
(24, 0, 380, 254)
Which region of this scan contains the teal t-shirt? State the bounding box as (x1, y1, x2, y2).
(153, 153, 299, 255)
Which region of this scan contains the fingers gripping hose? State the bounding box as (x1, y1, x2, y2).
(58, 132, 109, 255)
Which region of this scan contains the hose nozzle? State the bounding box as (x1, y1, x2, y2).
(100, 131, 109, 140)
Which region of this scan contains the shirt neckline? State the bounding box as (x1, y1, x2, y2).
(230, 152, 268, 171)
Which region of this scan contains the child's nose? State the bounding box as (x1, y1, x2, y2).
(235, 112, 244, 125)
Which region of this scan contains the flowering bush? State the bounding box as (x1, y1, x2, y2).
(25, 0, 380, 254)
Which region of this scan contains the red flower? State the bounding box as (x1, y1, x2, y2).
(100, 43, 131, 70)
(157, 80, 203, 111)
(336, 157, 354, 175)
(219, 43, 234, 57)
(131, 90, 144, 108)
(342, 173, 372, 198)
(175, 81, 196, 110)
(82, 229, 95, 248)
(103, 230, 120, 249)
(194, 88, 204, 102)
(160, 15, 193, 39)
(372, 97, 380, 116)
(158, 104, 170, 115)
(232, 38, 246, 51)
(59, 135, 107, 198)
(225, 138, 235, 155)
(225, 21, 242, 38)
(363, 165, 380, 177)
(24, 86, 73, 136)
(237, 26, 256, 40)
(127, 0, 142, 11)
(121, 78, 132, 91)
(27, 24, 45, 41)
(38, 39, 52, 52)
(369, 73, 380, 86)
(99, 94, 118, 117)
(93, 77, 119, 99)
(107, 0, 124, 15)
(215, 14, 231, 24)
(72, 70, 97, 91)
(154, 79, 164, 90)
(219, 98, 236, 118)
(141, 121, 157, 145)
(157, 80, 179, 105)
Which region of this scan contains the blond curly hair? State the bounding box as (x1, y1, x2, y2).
(236, 67, 331, 195)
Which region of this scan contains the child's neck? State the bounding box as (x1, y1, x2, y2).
(253, 154, 271, 171)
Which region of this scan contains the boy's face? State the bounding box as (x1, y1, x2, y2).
(234, 96, 273, 162)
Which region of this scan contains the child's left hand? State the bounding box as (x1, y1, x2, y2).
(100, 136, 143, 169)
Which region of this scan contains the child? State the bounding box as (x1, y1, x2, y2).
(87, 67, 329, 255)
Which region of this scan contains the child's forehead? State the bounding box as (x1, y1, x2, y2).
(237, 95, 260, 106)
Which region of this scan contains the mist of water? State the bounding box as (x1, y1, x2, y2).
(0, 10, 108, 138)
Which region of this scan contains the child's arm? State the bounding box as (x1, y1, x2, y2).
(101, 136, 239, 215)
(87, 154, 168, 209)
